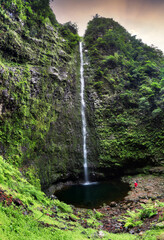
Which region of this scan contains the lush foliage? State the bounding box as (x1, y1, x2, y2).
(84, 15, 164, 172)
(120, 201, 158, 228)
(0, 0, 82, 187)
(1, 0, 57, 26)
(59, 22, 80, 53)
(0, 155, 140, 240)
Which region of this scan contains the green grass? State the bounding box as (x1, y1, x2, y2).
(142, 229, 164, 240)
(0, 202, 139, 240)
(0, 156, 163, 240)
(0, 156, 140, 240)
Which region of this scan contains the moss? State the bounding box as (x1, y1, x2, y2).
(0, 1, 83, 188)
(84, 16, 164, 173)
(0, 155, 139, 240)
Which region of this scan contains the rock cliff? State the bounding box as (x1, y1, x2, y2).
(83, 16, 164, 177)
(1, 3, 164, 189)
(0, 1, 82, 188)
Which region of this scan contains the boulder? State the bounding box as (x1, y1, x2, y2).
(110, 201, 117, 207)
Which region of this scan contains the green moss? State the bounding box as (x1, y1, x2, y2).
(0, 0, 82, 187)
(84, 16, 164, 172)
(0, 155, 141, 240)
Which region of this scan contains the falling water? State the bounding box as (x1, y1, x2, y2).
(79, 42, 89, 184)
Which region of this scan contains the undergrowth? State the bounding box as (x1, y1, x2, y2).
(0, 155, 139, 240)
(0, 156, 163, 239)
(120, 201, 158, 228)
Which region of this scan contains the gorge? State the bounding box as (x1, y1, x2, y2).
(0, 2, 164, 189)
(0, 1, 164, 239)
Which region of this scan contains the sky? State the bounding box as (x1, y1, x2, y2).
(50, 0, 164, 53)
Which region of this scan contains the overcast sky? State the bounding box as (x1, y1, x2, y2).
(50, 0, 164, 53)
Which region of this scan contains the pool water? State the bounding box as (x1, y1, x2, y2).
(55, 180, 130, 208)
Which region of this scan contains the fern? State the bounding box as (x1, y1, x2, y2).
(120, 202, 158, 228)
(139, 203, 158, 219)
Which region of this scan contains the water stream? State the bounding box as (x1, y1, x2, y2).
(79, 42, 89, 184)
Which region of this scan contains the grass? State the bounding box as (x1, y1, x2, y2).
(0, 155, 163, 240)
(142, 229, 164, 240)
(0, 156, 139, 239)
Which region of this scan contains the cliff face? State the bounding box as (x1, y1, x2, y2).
(0, 1, 82, 188)
(84, 16, 164, 177)
(1, 3, 164, 188)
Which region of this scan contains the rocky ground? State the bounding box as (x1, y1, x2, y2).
(123, 174, 164, 201)
(95, 174, 164, 235)
(72, 174, 164, 237)
(0, 173, 164, 238)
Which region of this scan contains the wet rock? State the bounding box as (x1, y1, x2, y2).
(31, 77, 38, 84)
(129, 230, 135, 234)
(2, 89, 9, 98)
(23, 210, 28, 215)
(110, 201, 117, 207)
(98, 230, 105, 238)
(139, 231, 144, 236)
(121, 204, 128, 210)
(50, 194, 57, 200)
(0, 104, 3, 115)
(149, 167, 164, 175)
(139, 199, 149, 204)
(46, 24, 54, 31)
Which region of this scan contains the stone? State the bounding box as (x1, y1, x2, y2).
(110, 201, 117, 207)
(98, 230, 105, 238)
(23, 210, 28, 215)
(140, 199, 149, 204)
(50, 194, 57, 200)
(0, 104, 2, 115)
(154, 221, 164, 228)
(2, 89, 9, 98)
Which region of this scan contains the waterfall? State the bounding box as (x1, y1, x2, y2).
(79, 42, 89, 184)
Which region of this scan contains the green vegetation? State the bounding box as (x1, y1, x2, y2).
(84, 15, 164, 172)
(59, 22, 80, 53)
(0, 155, 163, 239)
(1, 0, 57, 26)
(120, 201, 158, 228)
(0, 2, 164, 239)
(0, 155, 140, 240)
(0, 0, 82, 187)
(118, 200, 164, 239)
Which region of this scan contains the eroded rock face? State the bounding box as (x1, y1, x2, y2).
(0, 4, 82, 188)
(83, 16, 164, 174)
(1, 4, 164, 189)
